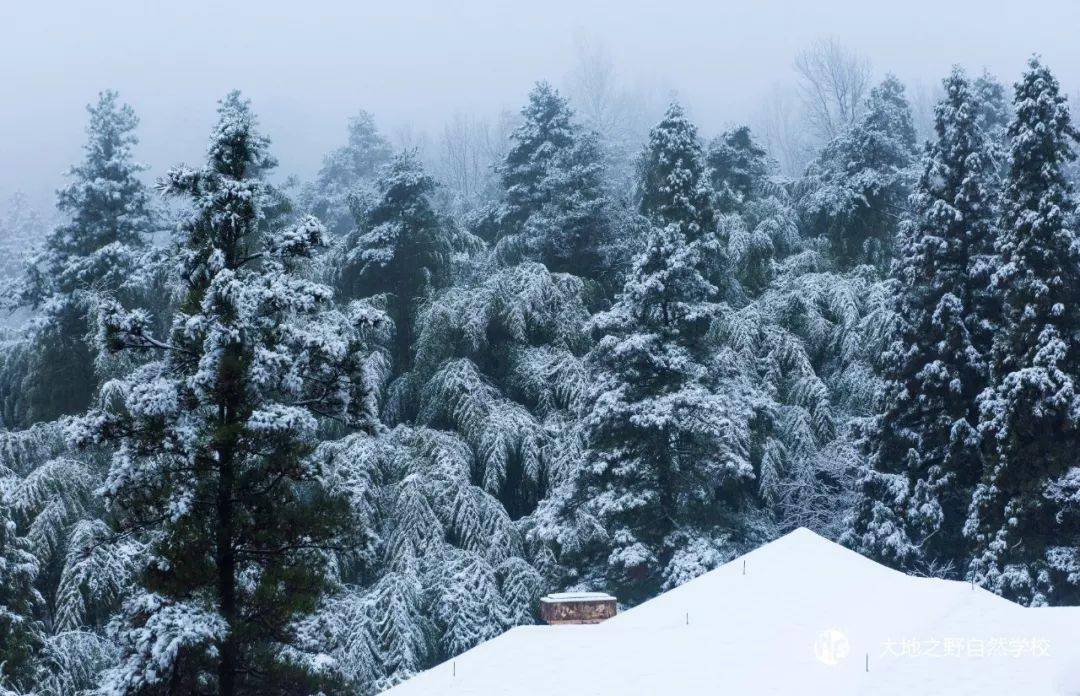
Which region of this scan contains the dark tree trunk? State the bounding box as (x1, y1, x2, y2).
(217, 402, 238, 696)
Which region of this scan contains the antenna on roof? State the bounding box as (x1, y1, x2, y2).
(865, 653, 869, 672)
(743, 559, 747, 575)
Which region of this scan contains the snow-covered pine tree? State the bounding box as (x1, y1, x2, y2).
(966, 58, 1080, 606)
(636, 104, 716, 243)
(522, 129, 615, 286)
(483, 82, 617, 288)
(8, 91, 155, 424)
(569, 103, 755, 603)
(845, 69, 998, 574)
(0, 486, 42, 692)
(335, 152, 466, 378)
(801, 75, 918, 270)
(707, 126, 772, 214)
(70, 92, 386, 695)
(493, 82, 576, 239)
(303, 111, 392, 236)
(972, 71, 1011, 157)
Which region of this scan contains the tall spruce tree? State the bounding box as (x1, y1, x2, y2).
(336, 152, 460, 378)
(845, 69, 998, 574)
(70, 92, 385, 694)
(11, 91, 154, 424)
(522, 129, 613, 284)
(569, 104, 754, 604)
(494, 82, 576, 239)
(480, 82, 617, 288)
(802, 75, 918, 270)
(966, 58, 1080, 606)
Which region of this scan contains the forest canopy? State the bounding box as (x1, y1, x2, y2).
(1, 39, 1078, 696)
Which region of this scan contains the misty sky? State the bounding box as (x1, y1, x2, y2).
(2, 0, 1078, 212)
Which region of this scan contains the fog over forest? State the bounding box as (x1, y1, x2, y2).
(2, 0, 1079, 213)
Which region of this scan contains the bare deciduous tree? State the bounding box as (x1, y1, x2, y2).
(566, 34, 619, 135)
(794, 37, 872, 142)
(754, 83, 814, 178)
(436, 110, 515, 210)
(563, 33, 672, 196)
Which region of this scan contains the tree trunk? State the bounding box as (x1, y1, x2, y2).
(217, 404, 237, 696)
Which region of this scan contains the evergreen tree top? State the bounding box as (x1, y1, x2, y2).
(344, 111, 392, 170)
(73, 90, 141, 176)
(207, 90, 277, 179)
(707, 125, 771, 212)
(317, 109, 392, 190)
(497, 82, 578, 229)
(994, 56, 1079, 365)
(864, 76, 917, 151)
(17, 90, 155, 306)
(54, 90, 152, 252)
(637, 102, 716, 242)
(370, 151, 437, 209)
(972, 70, 1011, 138)
(1004, 57, 1077, 197)
(501, 82, 575, 176)
(910, 67, 996, 237)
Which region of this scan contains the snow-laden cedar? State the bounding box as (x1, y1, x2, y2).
(68, 92, 387, 695)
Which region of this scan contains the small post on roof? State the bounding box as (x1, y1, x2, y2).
(743, 559, 746, 575)
(453, 660, 456, 677)
(865, 653, 869, 672)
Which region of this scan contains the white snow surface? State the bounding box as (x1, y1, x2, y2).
(540, 592, 614, 603)
(383, 528, 1080, 695)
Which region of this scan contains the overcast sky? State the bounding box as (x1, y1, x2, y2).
(2, 0, 1078, 211)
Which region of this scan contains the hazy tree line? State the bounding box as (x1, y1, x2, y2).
(1, 42, 1078, 695)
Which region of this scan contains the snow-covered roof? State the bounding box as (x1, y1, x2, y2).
(539, 592, 614, 603)
(383, 528, 1080, 695)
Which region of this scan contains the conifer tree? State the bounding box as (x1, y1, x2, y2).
(336, 152, 460, 377)
(972, 71, 1011, 148)
(71, 92, 385, 695)
(967, 58, 1080, 606)
(495, 82, 576, 237)
(0, 495, 42, 692)
(485, 82, 615, 286)
(636, 105, 716, 240)
(707, 126, 771, 214)
(11, 91, 154, 423)
(523, 130, 613, 283)
(802, 76, 918, 270)
(305, 111, 391, 236)
(569, 104, 754, 603)
(845, 69, 998, 573)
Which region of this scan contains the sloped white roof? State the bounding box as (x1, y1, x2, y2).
(384, 528, 1080, 695)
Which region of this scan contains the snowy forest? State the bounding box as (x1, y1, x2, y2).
(1, 31, 1079, 696)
